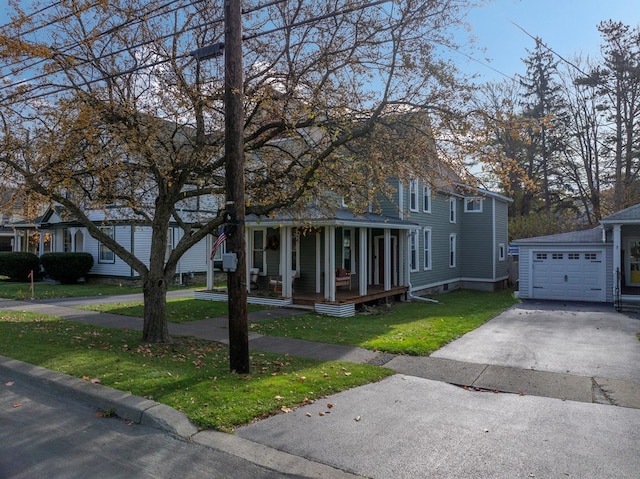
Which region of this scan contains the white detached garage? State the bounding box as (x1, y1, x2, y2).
(514, 227, 613, 304)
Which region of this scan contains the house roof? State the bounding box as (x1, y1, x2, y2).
(600, 203, 640, 225)
(247, 208, 419, 230)
(512, 226, 607, 245)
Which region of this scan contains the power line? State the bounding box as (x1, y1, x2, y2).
(1, 0, 205, 82)
(0, 0, 394, 106)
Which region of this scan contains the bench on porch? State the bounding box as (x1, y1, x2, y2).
(335, 268, 351, 290)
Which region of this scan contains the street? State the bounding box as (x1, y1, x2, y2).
(0, 371, 295, 479)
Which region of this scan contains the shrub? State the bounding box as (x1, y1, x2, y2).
(40, 252, 94, 284)
(0, 252, 40, 281)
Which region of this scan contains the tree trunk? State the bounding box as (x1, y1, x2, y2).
(142, 275, 171, 343)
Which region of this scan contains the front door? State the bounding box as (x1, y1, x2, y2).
(374, 236, 397, 286)
(626, 238, 640, 286)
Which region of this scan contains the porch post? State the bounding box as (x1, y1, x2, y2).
(38, 229, 44, 256)
(206, 234, 214, 290)
(384, 228, 391, 291)
(398, 229, 407, 287)
(613, 224, 622, 298)
(359, 228, 368, 296)
(13, 230, 20, 252)
(245, 227, 251, 293)
(315, 232, 322, 294)
(325, 225, 336, 302)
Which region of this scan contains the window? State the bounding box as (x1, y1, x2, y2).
(165, 228, 174, 262)
(252, 229, 266, 272)
(409, 230, 419, 272)
(449, 197, 456, 223)
(568, 253, 580, 260)
(423, 186, 431, 213)
(449, 233, 457, 268)
(552, 253, 564, 260)
(409, 179, 418, 212)
(423, 228, 432, 270)
(342, 228, 353, 271)
(99, 226, 115, 263)
(464, 197, 483, 212)
(585, 253, 597, 261)
(63, 229, 72, 252)
(498, 243, 505, 261)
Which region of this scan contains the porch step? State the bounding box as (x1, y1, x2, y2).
(615, 300, 640, 313)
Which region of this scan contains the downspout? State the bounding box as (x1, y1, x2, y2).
(406, 229, 439, 304)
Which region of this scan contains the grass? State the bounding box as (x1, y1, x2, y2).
(0, 311, 391, 432)
(0, 278, 205, 300)
(0, 280, 143, 300)
(79, 297, 268, 323)
(251, 289, 518, 356)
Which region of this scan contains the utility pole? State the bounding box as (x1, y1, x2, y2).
(224, 0, 249, 373)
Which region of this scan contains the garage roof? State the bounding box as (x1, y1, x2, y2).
(513, 226, 607, 245)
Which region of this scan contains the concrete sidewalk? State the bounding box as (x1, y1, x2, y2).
(2, 294, 640, 477)
(2, 294, 639, 409)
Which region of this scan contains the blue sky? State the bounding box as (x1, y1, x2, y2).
(2, 1, 639, 85)
(460, 0, 640, 83)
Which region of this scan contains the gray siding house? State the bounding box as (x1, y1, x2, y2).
(198, 179, 512, 317)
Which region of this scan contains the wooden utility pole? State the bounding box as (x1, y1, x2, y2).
(224, 0, 249, 373)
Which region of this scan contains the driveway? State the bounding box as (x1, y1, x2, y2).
(431, 300, 640, 381)
(237, 300, 640, 478)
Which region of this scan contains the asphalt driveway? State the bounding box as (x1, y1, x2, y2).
(431, 300, 640, 381)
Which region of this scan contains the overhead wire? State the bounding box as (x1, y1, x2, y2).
(1, 0, 394, 106)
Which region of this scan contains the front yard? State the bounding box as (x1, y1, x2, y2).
(0, 286, 517, 431)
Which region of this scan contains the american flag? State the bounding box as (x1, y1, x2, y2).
(210, 225, 227, 260)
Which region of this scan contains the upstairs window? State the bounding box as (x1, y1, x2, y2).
(423, 186, 431, 213)
(464, 197, 483, 212)
(449, 197, 457, 223)
(409, 179, 419, 212)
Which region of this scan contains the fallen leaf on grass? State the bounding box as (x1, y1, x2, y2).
(280, 406, 292, 413)
(13, 403, 22, 408)
(90, 378, 101, 384)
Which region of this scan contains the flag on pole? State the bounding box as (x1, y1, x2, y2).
(210, 225, 227, 260)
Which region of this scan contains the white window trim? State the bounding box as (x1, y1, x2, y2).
(498, 243, 505, 261)
(409, 229, 419, 272)
(423, 227, 432, 270)
(464, 197, 483, 213)
(99, 226, 115, 264)
(449, 197, 457, 223)
(449, 233, 457, 268)
(252, 228, 267, 273)
(423, 186, 431, 213)
(409, 179, 419, 212)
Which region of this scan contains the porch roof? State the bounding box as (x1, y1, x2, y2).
(601, 203, 640, 225)
(247, 208, 418, 230)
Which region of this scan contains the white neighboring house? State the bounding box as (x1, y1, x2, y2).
(15, 205, 210, 282)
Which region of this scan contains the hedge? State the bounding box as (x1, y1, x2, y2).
(40, 252, 94, 284)
(0, 252, 40, 281)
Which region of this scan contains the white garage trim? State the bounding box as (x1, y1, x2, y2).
(527, 247, 607, 302)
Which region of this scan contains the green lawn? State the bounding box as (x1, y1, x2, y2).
(0, 311, 391, 432)
(251, 289, 518, 355)
(79, 297, 268, 323)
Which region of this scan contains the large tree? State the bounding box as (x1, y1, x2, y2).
(0, 0, 477, 347)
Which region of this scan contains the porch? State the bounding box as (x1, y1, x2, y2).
(194, 284, 409, 318)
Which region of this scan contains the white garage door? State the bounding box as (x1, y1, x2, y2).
(531, 250, 605, 302)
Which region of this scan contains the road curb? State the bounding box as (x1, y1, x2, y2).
(0, 354, 198, 438)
